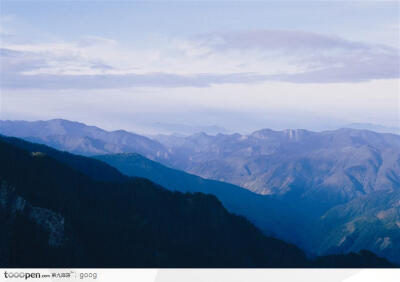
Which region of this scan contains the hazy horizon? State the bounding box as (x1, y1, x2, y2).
(1, 117, 400, 137)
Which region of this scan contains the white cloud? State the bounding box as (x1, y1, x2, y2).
(1, 29, 399, 89)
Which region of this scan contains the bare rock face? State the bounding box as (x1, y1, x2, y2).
(0, 181, 67, 267)
(155, 128, 400, 204)
(0, 181, 66, 248)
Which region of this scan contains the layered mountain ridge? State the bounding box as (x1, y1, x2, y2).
(154, 127, 400, 202)
(0, 137, 308, 267)
(0, 119, 168, 160)
(2, 136, 394, 267)
(1, 119, 399, 265)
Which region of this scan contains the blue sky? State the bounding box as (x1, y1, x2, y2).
(2, 1, 398, 41)
(1, 1, 399, 133)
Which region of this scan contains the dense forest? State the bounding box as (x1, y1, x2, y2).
(0, 136, 396, 267)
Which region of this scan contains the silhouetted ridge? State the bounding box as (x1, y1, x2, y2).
(3, 120, 400, 264)
(0, 135, 126, 182)
(0, 137, 308, 267)
(312, 250, 396, 268)
(0, 135, 396, 267)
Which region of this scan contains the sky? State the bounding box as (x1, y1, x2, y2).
(1, 0, 399, 134)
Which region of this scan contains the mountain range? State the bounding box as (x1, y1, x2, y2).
(2, 135, 395, 267)
(1, 119, 400, 265)
(153, 128, 400, 200)
(0, 119, 168, 160)
(0, 136, 307, 267)
(94, 152, 400, 265)
(343, 123, 400, 135)
(151, 127, 400, 263)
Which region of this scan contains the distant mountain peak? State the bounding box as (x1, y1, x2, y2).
(250, 128, 314, 141)
(0, 119, 168, 159)
(342, 123, 400, 135)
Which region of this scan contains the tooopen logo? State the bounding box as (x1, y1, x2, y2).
(4, 271, 41, 280)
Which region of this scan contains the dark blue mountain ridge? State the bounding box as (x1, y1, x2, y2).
(93, 152, 400, 265)
(94, 153, 306, 242)
(0, 136, 306, 267)
(0, 135, 308, 247)
(1, 135, 394, 267)
(1, 119, 400, 264)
